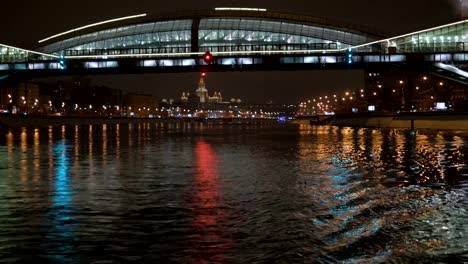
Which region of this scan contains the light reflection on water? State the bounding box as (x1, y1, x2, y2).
(46, 139, 76, 262)
(0, 122, 467, 262)
(188, 141, 230, 263)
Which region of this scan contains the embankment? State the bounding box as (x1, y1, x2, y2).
(331, 112, 468, 130)
(0, 115, 276, 127)
(0, 115, 182, 127)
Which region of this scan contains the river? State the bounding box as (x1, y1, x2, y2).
(0, 122, 467, 262)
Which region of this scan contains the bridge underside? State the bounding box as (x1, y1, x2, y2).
(0, 54, 465, 86)
(2, 52, 468, 78)
(428, 62, 468, 85)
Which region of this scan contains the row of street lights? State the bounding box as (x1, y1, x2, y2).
(298, 75, 450, 115)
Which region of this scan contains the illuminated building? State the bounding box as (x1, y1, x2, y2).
(192, 76, 223, 103)
(195, 76, 209, 103)
(181, 75, 227, 106)
(0, 82, 40, 114)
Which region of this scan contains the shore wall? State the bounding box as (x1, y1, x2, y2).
(331, 113, 468, 130)
(0, 116, 185, 127)
(0, 115, 276, 128)
(330, 117, 393, 128)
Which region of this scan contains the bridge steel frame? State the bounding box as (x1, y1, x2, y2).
(1, 52, 468, 78)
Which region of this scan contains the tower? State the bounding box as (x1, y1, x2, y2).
(196, 75, 209, 103)
(181, 92, 188, 102)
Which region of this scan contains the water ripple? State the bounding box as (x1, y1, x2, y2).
(1, 124, 468, 262)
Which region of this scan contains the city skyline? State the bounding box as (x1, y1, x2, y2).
(0, 1, 461, 103)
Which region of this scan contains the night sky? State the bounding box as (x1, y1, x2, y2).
(0, 0, 460, 103)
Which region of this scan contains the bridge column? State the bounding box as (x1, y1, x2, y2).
(403, 76, 413, 111)
(191, 18, 200, 53)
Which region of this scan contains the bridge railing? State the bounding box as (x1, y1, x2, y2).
(395, 43, 468, 53)
(351, 42, 468, 54)
(61, 43, 343, 57)
(62, 47, 192, 57)
(200, 43, 339, 52)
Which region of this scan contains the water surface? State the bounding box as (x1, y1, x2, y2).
(0, 122, 467, 263)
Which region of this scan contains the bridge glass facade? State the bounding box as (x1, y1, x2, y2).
(392, 21, 468, 52)
(40, 16, 380, 56)
(42, 20, 193, 54)
(1, 44, 56, 63)
(198, 18, 373, 51)
(354, 20, 468, 53)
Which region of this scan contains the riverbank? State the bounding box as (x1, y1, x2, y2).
(331, 112, 468, 130)
(4, 113, 467, 130)
(0, 115, 169, 127)
(296, 112, 468, 130)
(0, 114, 278, 127)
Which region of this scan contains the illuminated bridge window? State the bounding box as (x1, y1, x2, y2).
(71, 30, 191, 51)
(199, 18, 372, 50)
(36, 11, 385, 56)
(352, 20, 468, 53)
(1, 44, 56, 63)
(392, 21, 468, 52)
(41, 20, 193, 54)
(199, 29, 342, 51)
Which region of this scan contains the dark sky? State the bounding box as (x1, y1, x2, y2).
(0, 0, 459, 103)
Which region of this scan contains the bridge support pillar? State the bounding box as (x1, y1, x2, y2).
(191, 18, 200, 53)
(404, 74, 415, 111)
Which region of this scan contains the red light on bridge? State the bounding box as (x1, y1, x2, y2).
(201, 72, 206, 77)
(203, 51, 214, 64)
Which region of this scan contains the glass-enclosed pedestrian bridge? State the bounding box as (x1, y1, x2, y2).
(0, 43, 58, 64)
(3, 8, 468, 72)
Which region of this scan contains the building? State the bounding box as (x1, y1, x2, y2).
(123, 93, 159, 117)
(245, 103, 298, 117)
(0, 82, 40, 114)
(178, 74, 241, 115)
(184, 76, 223, 104)
(195, 76, 209, 103)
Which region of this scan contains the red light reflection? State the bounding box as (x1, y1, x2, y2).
(194, 141, 220, 226)
(191, 141, 229, 262)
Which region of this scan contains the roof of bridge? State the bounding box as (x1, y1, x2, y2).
(37, 9, 388, 47)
